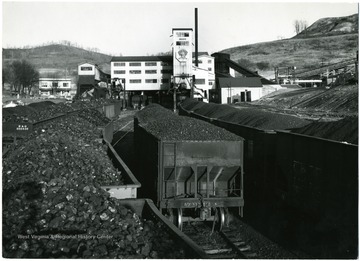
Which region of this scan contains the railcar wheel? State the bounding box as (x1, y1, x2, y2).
(216, 207, 225, 231)
(168, 208, 183, 231)
(176, 208, 183, 231)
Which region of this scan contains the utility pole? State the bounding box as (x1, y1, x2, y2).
(173, 84, 177, 113)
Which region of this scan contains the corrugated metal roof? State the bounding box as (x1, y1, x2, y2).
(218, 77, 263, 88)
(111, 56, 172, 62)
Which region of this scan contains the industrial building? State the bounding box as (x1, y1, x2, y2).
(77, 62, 111, 98)
(38, 77, 72, 97)
(108, 9, 281, 106)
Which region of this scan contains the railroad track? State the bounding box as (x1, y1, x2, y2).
(182, 221, 257, 259)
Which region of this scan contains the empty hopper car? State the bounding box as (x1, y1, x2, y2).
(134, 104, 244, 230)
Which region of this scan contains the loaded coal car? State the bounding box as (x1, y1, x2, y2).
(179, 98, 358, 258)
(178, 98, 310, 223)
(134, 104, 244, 230)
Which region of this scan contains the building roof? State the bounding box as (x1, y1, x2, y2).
(111, 56, 172, 62)
(172, 28, 193, 32)
(218, 77, 263, 88)
(193, 52, 210, 57)
(224, 59, 274, 85)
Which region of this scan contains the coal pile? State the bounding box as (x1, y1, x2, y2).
(3, 105, 40, 123)
(136, 104, 241, 141)
(181, 98, 310, 130)
(78, 109, 111, 127)
(290, 116, 358, 144)
(3, 115, 186, 258)
(2, 100, 119, 124)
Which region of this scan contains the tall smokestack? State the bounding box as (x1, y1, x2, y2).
(195, 8, 199, 67)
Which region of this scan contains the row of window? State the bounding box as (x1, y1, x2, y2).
(126, 79, 212, 85)
(113, 60, 212, 67)
(114, 62, 171, 67)
(114, 69, 173, 74)
(81, 66, 93, 71)
(41, 83, 69, 87)
(175, 41, 189, 46)
(129, 79, 170, 84)
(176, 32, 190, 37)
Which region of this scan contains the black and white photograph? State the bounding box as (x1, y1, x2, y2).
(2, 1, 358, 259)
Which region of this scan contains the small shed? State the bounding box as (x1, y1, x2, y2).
(218, 77, 263, 104)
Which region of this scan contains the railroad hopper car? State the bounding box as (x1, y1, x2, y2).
(134, 104, 244, 230)
(179, 99, 358, 258)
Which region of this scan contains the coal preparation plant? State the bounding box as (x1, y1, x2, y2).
(3, 7, 358, 260)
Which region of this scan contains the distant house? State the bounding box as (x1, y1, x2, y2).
(38, 77, 72, 96)
(218, 77, 263, 104)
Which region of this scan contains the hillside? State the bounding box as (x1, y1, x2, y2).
(254, 84, 358, 117)
(221, 13, 358, 75)
(294, 14, 358, 39)
(250, 84, 358, 144)
(2, 44, 112, 77)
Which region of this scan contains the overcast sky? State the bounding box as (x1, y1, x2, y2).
(2, 1, 358, 56)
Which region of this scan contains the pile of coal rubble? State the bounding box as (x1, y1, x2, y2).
(136, 103, 241, 141)
(3, 105, 186, 259)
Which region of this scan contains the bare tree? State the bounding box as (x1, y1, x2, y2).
(294, 20, 308, 35)
(7, 60, 39, 94)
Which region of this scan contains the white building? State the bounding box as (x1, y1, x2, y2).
(109, 28, 215, 104)
(111, 56, 173, 92)
(192, 53, 215, 101)
(38, 78, 72, 96)
(218, 77, 263, 104)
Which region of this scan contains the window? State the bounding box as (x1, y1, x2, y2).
(176, 41, 189, 46)
(161, 69, 172, 74)
(208, 60, 212, 64)
(208, 67, 212, 71)
(145, 62, 157, 66)
(129, 62, 141, 66)
(176, 32, 189, 37)
(208, 81, 213, 86)
(41, 83, 48, 87)
(52, 82, 58, 87)
(145, 70, 157, 74)
(161, 62, 171, 66)
(161, 79, 169, 83)
(114, 62, 125, 66)
(195, 79, 205, 85)
(81, 66, 92, 71)
(145, 79, 157, 83)
(63, 83, 69, 87)
(130, 70, 141, 74)
(130, 79, 141, 83)
(114, 70, 126, 74)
